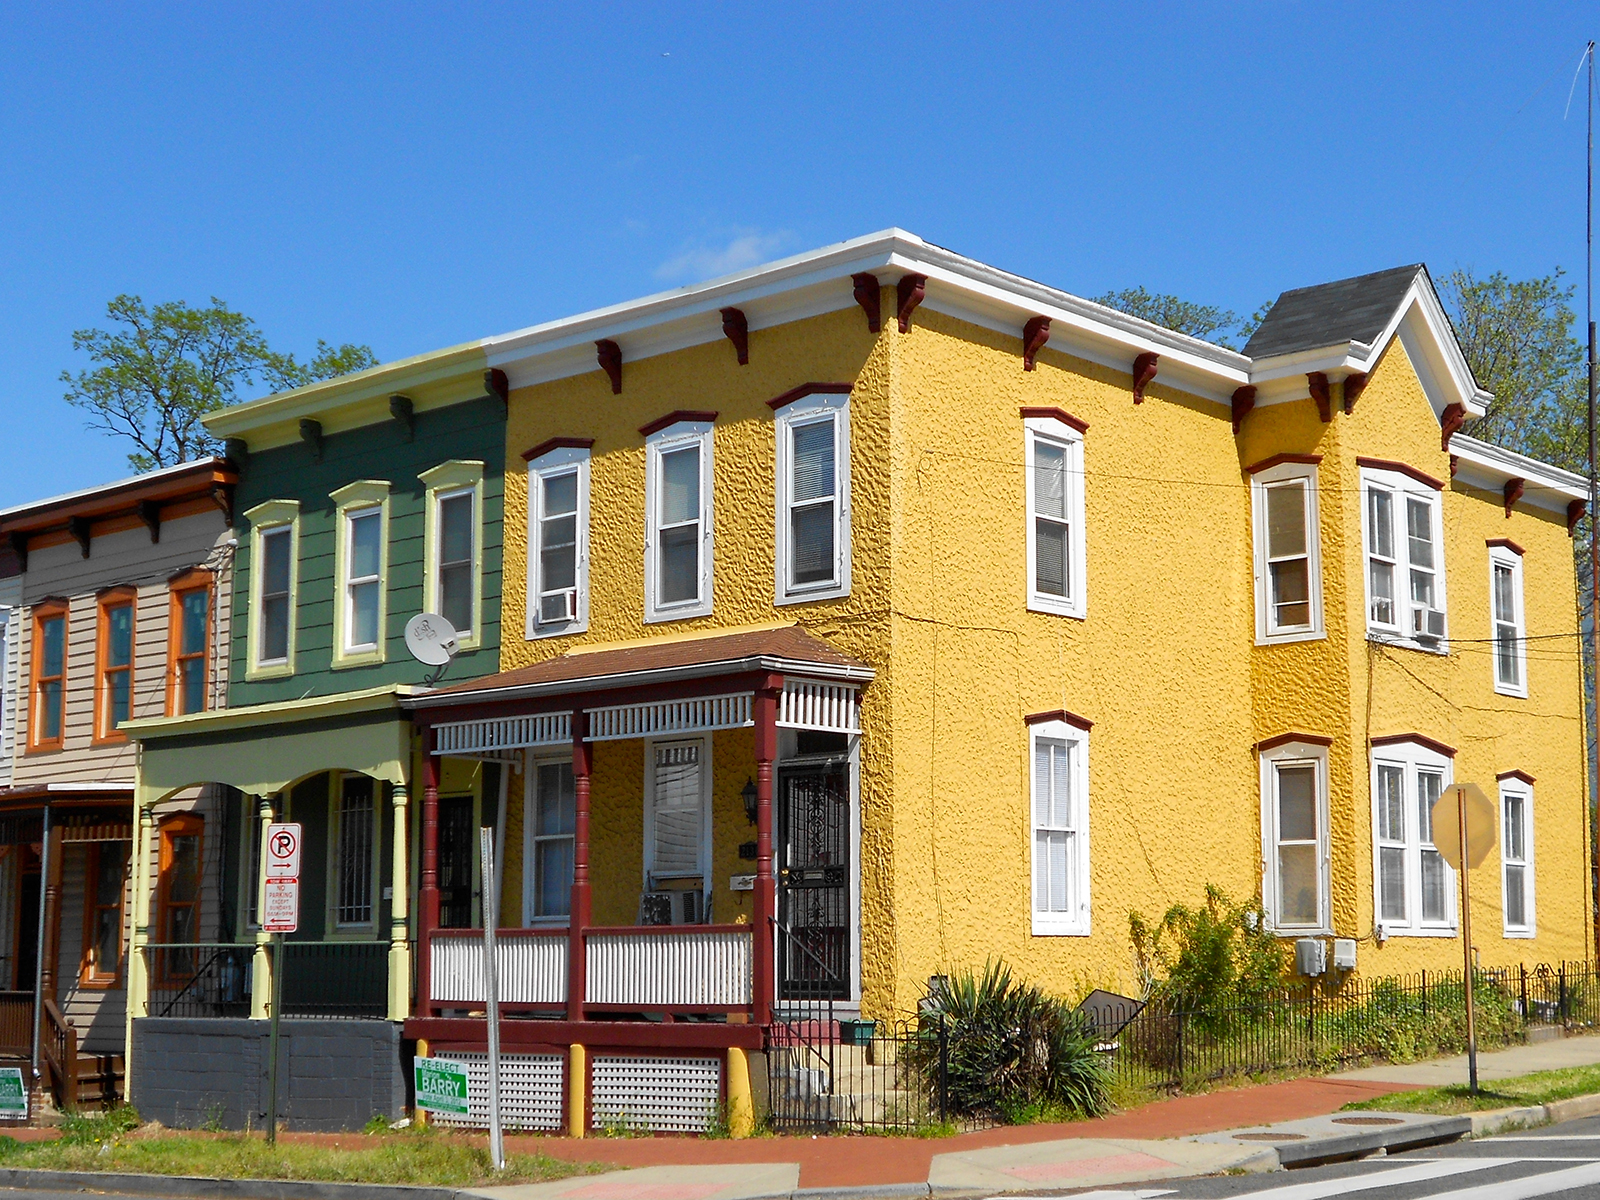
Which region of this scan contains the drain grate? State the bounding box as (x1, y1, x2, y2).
(1332, 1116, 1405, 1126)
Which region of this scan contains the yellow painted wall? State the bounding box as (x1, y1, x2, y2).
(494, 290, 1589, 1021)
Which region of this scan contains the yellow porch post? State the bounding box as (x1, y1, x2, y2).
(251, 795, 274, 1020)
(388, 780, 411, 1021)
(123, 798, 155, 1096)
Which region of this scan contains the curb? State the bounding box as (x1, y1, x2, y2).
(0, 1168, 462, 1200)
(1471, 1091, 1600, 1137)
(1273, 1116, 1472, 1168)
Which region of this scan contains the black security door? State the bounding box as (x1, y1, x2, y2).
(437, 795, 475, 928)
(776, 762, 850, 1000)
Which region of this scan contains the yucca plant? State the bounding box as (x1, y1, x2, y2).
(910, 960, 1110, 1121)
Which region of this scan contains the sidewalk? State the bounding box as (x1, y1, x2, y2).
(473, 1033, 1600, 1198)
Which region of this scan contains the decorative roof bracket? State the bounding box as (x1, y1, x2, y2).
(1022, 316, 1050, 371)
(720, 307, 749, 365)
(1132, 353, 1159, 404)
(595, 339, 622, 394)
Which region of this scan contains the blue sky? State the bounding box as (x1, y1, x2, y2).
(1, 3, 1595, 507)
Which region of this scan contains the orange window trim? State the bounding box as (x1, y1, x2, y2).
(166, 570, 213, 718)
(79, 841, 127, 989)
(155, 813, 205, 985)
(28, 600, 68, 753)
(92, 587, 138, 746)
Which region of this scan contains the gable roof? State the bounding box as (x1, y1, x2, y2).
(1244, 265, 1429, 360)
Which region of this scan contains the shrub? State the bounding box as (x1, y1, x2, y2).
(1129, 885, 1289, 1028)
(910, 960, 1110, 1122)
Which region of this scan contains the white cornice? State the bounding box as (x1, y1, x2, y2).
(1449, 434, 1587, 515)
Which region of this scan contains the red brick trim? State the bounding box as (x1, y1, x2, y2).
(1486, 537, 1525, 556)
(639, 410, 718, 437)
(767, 383, 852, 411)
(1370, 732, 1457, 758)
(1025, 708, 1093, 731)
(1356, 457, 1447, 492)
(522, 437, 595, 462)
(1254, 732, 1333, 753)
(1245, 453, 1322, 475)
(1496, 768, 1536, 786)
(1019, 406, 1089, 434)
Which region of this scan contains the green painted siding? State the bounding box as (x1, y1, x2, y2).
(229, 395, 505, 704)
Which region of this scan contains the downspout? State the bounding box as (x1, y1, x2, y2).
(30, 803, 50, 1091)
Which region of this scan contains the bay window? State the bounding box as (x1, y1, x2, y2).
(1361, 464, 1447, 649)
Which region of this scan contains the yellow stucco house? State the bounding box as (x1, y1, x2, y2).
(404, 229, 1589, 1044)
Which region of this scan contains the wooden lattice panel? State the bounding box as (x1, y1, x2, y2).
(590, 1055, 721, 1133)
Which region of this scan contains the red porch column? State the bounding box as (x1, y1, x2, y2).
(418, 729, 441, 1017)
(567, 708, 592, 1023)
(753, 684, 779, 1027)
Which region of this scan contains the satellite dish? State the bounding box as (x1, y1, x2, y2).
(405, 613, 458, 668)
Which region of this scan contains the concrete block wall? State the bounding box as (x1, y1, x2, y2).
(131, 1018, 405, 1131)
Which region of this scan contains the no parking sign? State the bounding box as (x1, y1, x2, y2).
(263, 822, 302, 933)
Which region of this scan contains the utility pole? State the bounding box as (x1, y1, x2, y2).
(1586, 40, 1598, 962)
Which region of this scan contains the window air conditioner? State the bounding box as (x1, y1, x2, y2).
(1411, 607, 1446, 641)
(539, 589, 578, 624)
(640, 889, 706, 926)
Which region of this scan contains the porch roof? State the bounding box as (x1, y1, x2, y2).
(406, 625, 873, 711)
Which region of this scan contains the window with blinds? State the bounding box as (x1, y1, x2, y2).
(1501, 781, 1534, 935)
(1028, 721, 1089, 935)
(335, 775, 376, 926)
(649, 742, 704, 882)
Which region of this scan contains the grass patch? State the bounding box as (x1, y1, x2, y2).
(0, 1108, 595, 1187)
(1343, 1062, 1600, 1116)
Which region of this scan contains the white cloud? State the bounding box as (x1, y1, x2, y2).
(654, 228, 795, 283)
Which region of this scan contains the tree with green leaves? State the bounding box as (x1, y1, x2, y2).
(61, 295, 378, 472)
(1091, 286, 1270, 351)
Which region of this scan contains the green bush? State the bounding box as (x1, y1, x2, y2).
(910, 960, 1110, 1122)
(1129, 885, 1289, 1028)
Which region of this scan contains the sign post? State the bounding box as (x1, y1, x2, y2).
(1431, 783, 1495, 1094)
(479, 827, 505, 1171)
(262, 822, 302, 1144)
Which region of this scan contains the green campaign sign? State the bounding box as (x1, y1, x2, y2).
(0, 1067, 26, 1118)
(414, 1056, 469, 1117)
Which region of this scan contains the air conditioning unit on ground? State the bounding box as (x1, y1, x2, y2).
(539, 589, 577, 624)
(1411, 607, 1446, 641)
(640, 889, 706, 926)
(1295, 937, 1326, 977)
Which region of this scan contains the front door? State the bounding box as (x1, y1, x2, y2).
(776, 762, 850, 1001)
(437, 795, 475, 928)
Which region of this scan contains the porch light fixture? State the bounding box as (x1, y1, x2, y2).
(741, 777, 758, 824)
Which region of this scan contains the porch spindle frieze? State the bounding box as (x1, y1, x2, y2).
(584, 693, 752, 742)
(776, 679, 861, 734)
(433, 712, 572, 758)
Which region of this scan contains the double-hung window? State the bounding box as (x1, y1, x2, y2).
(1024, 415, 1086, 618)
(420, 461, 486, 649)
(1028, 717, 1090, 935)
(1500, 774, 1535, 936)
(245, 499, 299, 679)
(331, 774, 378, 930)
(1489, 544, 1527, 697)
(775, 392, 851, 602)
(168, 570, 211, 716)
(157, 813, 203, 980)
(80, 841, 128, 986)
(1259, 739, 1330, 934)
(645, 739, 710, 892)
(330, 481, 391, 668)
(95, 588, 136, 742)
(525, 444, 590, 638)
(1361, 464, 1447, 649)
(645, 421, 713, 622)
(524, 757, 576, 922)
(1250, 461, 1323, 642)
(1370, 737, 1454, 936)
(30, 601, 67, 751)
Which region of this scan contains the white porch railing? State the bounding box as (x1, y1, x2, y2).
(430, 931, 567, 1005)
(586, 927, 753, 1007)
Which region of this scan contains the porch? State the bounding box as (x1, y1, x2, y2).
(403, 626, 872, 1135)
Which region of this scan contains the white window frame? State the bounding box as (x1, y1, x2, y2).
(1360, 467, 1448, 653)
(525, 445, 590, 639)
(326, 772, 382, 936)
(522, 751, 576, 927)
(1023, 416, 1087, 619)
(1250, 462, 1324, 644)
(1258, 740, 1331, 936)
(420, 460, 486, 651)
(244, 499, 300, 681)
(1369, 739, 1456, 938)
(1500, 777, 1535, 938)
(642, 735, 713, 897)
(330, 481, 391, 669)
(1028, 719, 1091, 936)
(774, 393, 851, 604)
(644, 420, 714, 622)
(1489, 546, 1527, 698)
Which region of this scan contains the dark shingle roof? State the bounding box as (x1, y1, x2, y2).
(1243, 264, 1427, 360)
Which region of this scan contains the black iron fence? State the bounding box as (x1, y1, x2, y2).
(766, 959, 1599, 1134)
(141, 941, 393, 1020)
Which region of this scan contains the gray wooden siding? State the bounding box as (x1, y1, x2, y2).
(229, 394, 504, 706)
(12, 511, 232, 787)
(0, 573, 19, 789)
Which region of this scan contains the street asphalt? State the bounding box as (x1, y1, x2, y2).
(1080, 1112, 1600, 1199)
